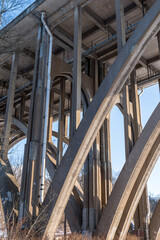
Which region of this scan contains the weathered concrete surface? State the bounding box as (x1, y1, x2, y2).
(33, 1, 160, 239)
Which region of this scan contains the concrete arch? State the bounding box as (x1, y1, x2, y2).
(12, 118, 28, 135)
(149, 199, 160, 240)
(9, 133, 26, 150)
(38, 1, 160, 238)
(115, 134, 160, 239)
(53, 73, 90, 108)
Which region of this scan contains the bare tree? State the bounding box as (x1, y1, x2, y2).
(0, 0, 33, 29)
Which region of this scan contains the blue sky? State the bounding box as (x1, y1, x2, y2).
(0, 0, 35, 29)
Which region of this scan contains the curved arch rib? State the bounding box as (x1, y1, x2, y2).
(12, 118, 28, 135)
(35, 1, 160, 238)
(113, 129, 160, 239)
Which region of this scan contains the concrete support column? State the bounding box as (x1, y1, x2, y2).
(20, 93, 26, 122)
(130, 69, 142, 140)
(57, 79, 65, 167)
(82, 57, 101, 232)
(31, 26, 49, 219)
(100, 123, 107, 208)
(157, 31, 160, 91)
(99, 62, 108, 209)
(88, 147, 94, 231)
(2, 53, 18, 161)
(131, 69, 149, 235)
(93, 134, 102, 226)
(116, 0, 132, 159)
(115, 0, 126, 53)
(71, 5, 82, 137)
(64, 115, 68, 138)
(19, 25, 43, 221)
(83, 155, 89, 231)
(82, 59, 91, 231)
(104, 115, 112, 199)
(116, 0, 147, 234)
(88, 58, 96, 231)
(0, 52, 19, 221)
(93, 59, 102, 226)
(19, 23, 51, 221)
(48, 89, 54, 142)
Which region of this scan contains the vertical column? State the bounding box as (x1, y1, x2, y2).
(71, 5, 82, 137)
(157, 31, 160, 92)
(82, 59, 90, 231)
(64, 115, 68, 138)
(99, 62, 107, 209)
(104, 115, 112, 199)
(2, 53, 18, 161)
(115, 0, 126, 53)
(32, 27, 49, 218)
(116, 0, 147, 233)
(0, 52, 19, 220)
(131, 69, 148, 233)
(130, 69, 142, 140)
(57, 79, 65, 167)
(115, 0, 132, 159)
(48, 89, 54, 142)
(20, 93, 26, 121)
(100, 123, 107, 208)
(88, 58, 95, 231)
(99, 62, 112, 209)
(19, 25, 42, 221)
(93, 59, 102, 226)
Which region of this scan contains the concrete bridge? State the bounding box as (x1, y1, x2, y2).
(0, 0, 160, 239)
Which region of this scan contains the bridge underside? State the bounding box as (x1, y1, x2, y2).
(0, 0, 160, 239)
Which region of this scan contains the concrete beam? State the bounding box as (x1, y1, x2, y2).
(54, 35, 73, 52)
(82, 2, 138, 40)
(12, 117, 27, 135)
(139, 56, 159, 75)
(132, 0, 150, 12)
(83, 6, 116, 35)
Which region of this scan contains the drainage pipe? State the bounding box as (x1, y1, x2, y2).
(40, 12, 53, 204)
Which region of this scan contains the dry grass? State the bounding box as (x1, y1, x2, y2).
(0, 223, 140, 240)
